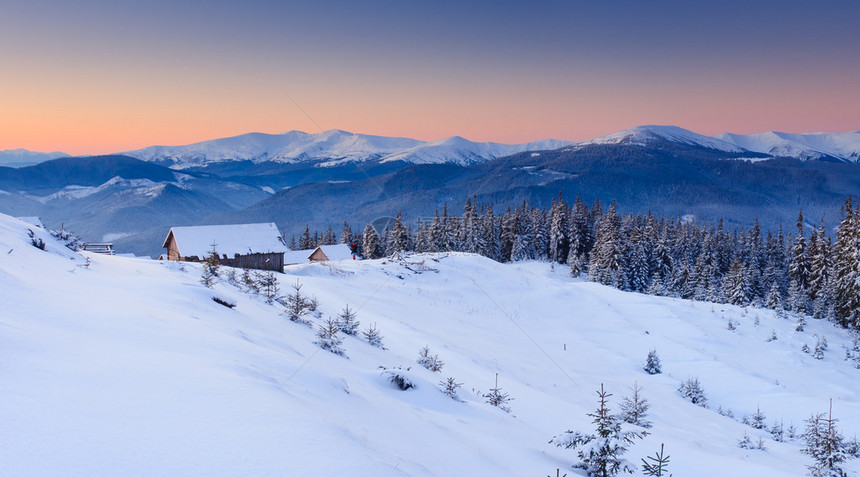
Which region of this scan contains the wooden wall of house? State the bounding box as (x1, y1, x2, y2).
(226, 252, 284, 272)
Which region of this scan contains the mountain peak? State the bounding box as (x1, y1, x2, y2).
(584, 125, 745, 153)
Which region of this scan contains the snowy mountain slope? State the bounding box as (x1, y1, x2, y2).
(580, 125, 746, 153)
(2, 212, 859, 476)
(123, 130, 425, 169)
(379, 136, 574, 166)
(0, 148, 70, 167)
(715, 131, 860, 162)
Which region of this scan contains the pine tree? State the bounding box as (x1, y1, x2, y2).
(362, 223, 381, 259)
(643, 349, 662, 375)
(299, 225, 313, 250)
(589, 201, 623, 286)
(802, 400, 853, 477)
(201, 242, 220, 288)
(283, 279, 311, 324)
(362, 323, 384, 349)
(416, 345, 444, 372)
(257, 270, 281, 304)
(315, 318, 345, 355)
(483, 373, 512, 412)
(640, 443, 671, 476)
(750, 406, 767, 430)
(832, 198, 860, 329)
(678, 378, 707, 408)
(619, 382, 651, 428)
(439, 377, 463, 401)
(388, 211, 410, 255)
(335, 304, 359, 335)
(550, 384, 646, 476)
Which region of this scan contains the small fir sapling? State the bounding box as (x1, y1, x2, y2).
(440, 377, 463, 401)
(201, 242, 220, 288)
(50, 225, 82, 251)
(644, 349, 662, 375)
(750, 406, 767, 430)
(362, 323, 385, 349)
(640, 443, 671, 477)
(802, 343, 811, 354)
(770, 420, 785, 442)
(483, 373, 512, 412)
(335, 304, 359, 335)
(241, 267, 260, 294)
(737, 432, 754, 449)
(813, 337, 826, 360)
(417, 346, 444, 372)
(796, 315, 807, 332)
(619, 381, 652, 428)
(283, 279, 312, 325)
(766, 330, 778, 342)
(257, 270, 281, 304)
(678, 378, 708, 408)
(550, 383, 646, 476)
(316, 318, 345, 355)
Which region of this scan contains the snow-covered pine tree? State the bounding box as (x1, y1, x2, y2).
(335, 304, 359, 335)
(550, 383, 646, 476)
(483, 373, 513, 412)
(589, 201, 623, 286)
(750, 406, 767, 430)
(549, 193, 569, 264)
(315, 318, 345, 355)
(388, 211, 410, 255)
(416, 345, 444, 372)
(802, 400, 854, 477)
(789, 211, 811, 302)
(362, 323, 385, 349)
(439, 377, 463, 401)
(677, 378, 708, 408)
(643, 349, 662, 375)
(362, 223, 381, 259)
(257, 270, 281, 304)
(832, 198, 860, 329)
(283, 279, 312, 324)
(619, 382, 651, 428)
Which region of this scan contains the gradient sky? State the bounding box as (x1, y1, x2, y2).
(1, 0, 858, 155)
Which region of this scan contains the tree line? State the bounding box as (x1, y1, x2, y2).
(292, 194, 860, 332)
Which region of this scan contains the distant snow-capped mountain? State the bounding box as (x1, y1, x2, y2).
(379, 136, 574, 166)
(111, 126, 860, 168)
(123, 130, 424, 169)
(0, 149, 70, 167)
(122, 130, 574, 169)
(579, 125, 746, 153)
(715, 131, 860, 162)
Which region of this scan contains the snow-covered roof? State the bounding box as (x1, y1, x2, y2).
(163, 223, 286, 258)
(316, 244, 354, 261)
(284, 243, 354, 265)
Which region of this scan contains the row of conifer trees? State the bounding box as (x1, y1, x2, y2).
(294, 194, 860, 332)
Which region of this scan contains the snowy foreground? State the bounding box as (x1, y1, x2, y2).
(2, 214, 859, 476)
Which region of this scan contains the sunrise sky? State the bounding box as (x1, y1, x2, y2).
(1, 0, 858, 155)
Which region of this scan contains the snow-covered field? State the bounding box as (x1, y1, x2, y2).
(1, 213, 858, 476)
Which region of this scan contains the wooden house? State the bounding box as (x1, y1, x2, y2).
(284, 244, 354, 266)
(162, 223, 287, 272)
